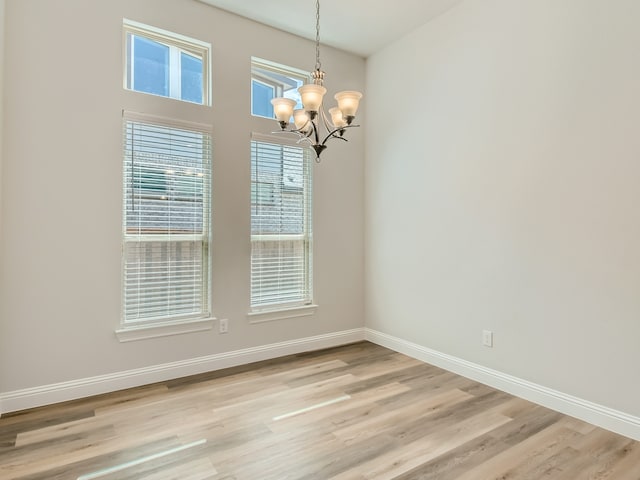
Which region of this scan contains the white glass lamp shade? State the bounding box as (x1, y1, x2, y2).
(298, 84, 327, 112)
(334, 90, 363, 118)
(329, 107, 347, 128)
(293, 109, 311, 132)
(270, 98, 296, 124)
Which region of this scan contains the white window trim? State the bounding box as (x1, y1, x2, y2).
(251, 57, 310, 81)
(247, 304, 317, 324)
(116, 317, 216, 343)
(123, 18, 212, 106)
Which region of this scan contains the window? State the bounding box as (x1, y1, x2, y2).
(124, 19, 211, 105)
(250, 134, 313, 311)
(251, 57, 308, 119)
(122, 112, 212, 326)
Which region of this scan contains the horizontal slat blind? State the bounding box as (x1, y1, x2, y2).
(251, 137, 312, 310)
(123, 112, 212, 324)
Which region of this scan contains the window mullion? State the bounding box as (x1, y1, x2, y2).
(127, 34, 135, 90)
(169, 46, 181, 100)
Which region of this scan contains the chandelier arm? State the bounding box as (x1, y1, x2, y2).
(271, 129, 311, 144)
(290, 123, 314, 139)
(320, 124, 360, 146)
(318, 105, 334, 133)
(301, 128, 314, 139)
(310, 116, 322, 146)
(295, 136, 313, 146)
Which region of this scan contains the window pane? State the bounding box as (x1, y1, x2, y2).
(181, 52, 203, 104)
(132, 35, 169, 97)
(252, 80, 275, 118)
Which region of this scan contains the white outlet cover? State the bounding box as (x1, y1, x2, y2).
(482, 330, 493, 347)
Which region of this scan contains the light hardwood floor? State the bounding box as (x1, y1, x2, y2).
(1, 342, 639, 479)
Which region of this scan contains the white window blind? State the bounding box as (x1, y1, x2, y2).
(251, 135, 313, 310)
(123, 112, 212, 324)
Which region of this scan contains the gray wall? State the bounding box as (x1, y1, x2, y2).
(0, 0, 4, 395)
(0, 0, 365, 395)
(366, 0, 640, 418)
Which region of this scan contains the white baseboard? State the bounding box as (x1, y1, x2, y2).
(5, 327, 638, 441)
(0, 328, 365, 415)
(365, 328, 640, 441)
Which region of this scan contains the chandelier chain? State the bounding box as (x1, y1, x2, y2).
(315, 0, 321, 72)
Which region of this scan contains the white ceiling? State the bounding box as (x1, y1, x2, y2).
(196, 0, 464, 58)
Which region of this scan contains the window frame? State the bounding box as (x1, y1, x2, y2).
(117, 111, 214, 341)
(249, 133, 315, 319)
(123, 19, 212, 106)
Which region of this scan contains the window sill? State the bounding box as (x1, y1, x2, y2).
(247, 304, 318, 324)
(115, 317, 216, 343)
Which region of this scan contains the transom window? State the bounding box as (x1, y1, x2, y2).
(251, 57, 308, 119)
(124, 19, 211, 105)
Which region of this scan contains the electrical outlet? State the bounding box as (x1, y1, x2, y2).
(482, 330, 493, 347)
(219, 318, 228, 334)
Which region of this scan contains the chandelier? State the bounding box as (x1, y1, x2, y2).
(270, 0, 363, 160)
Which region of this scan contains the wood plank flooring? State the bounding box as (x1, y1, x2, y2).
(1, 341, 638, 479)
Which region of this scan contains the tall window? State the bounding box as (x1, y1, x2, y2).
(251, 134, 313, 311)
(124, 19, 211, 105)
(251, 57, 308, 119)
(123, 112, 212, 325)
